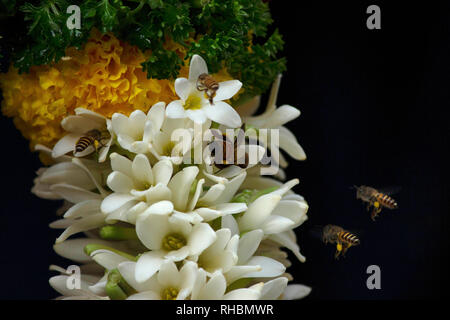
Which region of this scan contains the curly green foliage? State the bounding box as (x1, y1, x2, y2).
(0, 0, 286, 97)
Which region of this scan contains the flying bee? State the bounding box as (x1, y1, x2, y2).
(209, 125, 249, 169)
(196, 73, 219, 104)
(354, 185, 399, 221)
(321, 224, 360, 259)
(75, 129, 109, 154)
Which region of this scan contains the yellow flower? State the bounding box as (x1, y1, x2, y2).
(0, 29, 236, 153)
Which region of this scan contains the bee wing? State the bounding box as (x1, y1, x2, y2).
(309, 225, 325, 242)
(377, 186, 402, 196)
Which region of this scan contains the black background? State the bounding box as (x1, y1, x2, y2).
(0, 1, 448, 300)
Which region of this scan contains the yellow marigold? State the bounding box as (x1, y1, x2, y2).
(0, 28, 235, 151)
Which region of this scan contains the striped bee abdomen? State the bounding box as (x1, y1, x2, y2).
(375, 193, 398, 209)
(75, 136, 94, 153)
(338, 231, 360, 245)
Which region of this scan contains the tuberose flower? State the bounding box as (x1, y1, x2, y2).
(166, 55, 242, 128)
(52, 108, 113, 162)
(244, 74, 306, 168)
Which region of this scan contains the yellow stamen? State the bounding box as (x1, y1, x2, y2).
(162, 287, 179, 300)
(162, 233, 187, 251)
(184, 94, 202, 110)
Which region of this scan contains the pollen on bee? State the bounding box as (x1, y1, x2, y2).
(337, 243, 342, 251)
(374, 201, 380, 208)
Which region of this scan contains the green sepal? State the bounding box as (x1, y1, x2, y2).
(99, 225, 139, 241)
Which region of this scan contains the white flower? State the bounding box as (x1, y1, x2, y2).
(224, 229, 286, 284)
(236, 179, 308, 237)
(49, 265, 108, 300)
(194, 228, 239, 275)
(134, 214, 216, 282)
(101, 154, 248, 225)
(120, 260, 198, 300)
(126, 102, 208, 165)
(166, 54, 242, 128)
(191, 269, 263, 300)
(244, 74, 306, 167)
(52, 108, 113, 162)
(35, 156, 110, 243)
(100, 153, 175, 224)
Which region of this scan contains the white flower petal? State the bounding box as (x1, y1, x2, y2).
(272, 200, 308, 226)
(225, 265, 261, 284)
(55, 213, 105, 243)
(61, 115, 103, 133)
(166, 100, 186, 119)
(221, 215, 239, 237)
(188, 54, 209, 82)
(265, 105, 300, 128)
(223, 285, 262, 300)
(174, 77, 191, 100)
(101, 193, 135, 214)
(186, 109, 207, 124)
(261, 277, 288, 300)
(244, 256, 286, 278)
(165, 246, 190, 262)
(214, 171, 247, 204)
(188, 223, 217, 256)
(64, 199, 102, 218)
(136, 213, 170, 250)
(135, 251, 165, 283)
(278, 127, 306, 160)
(238, 194, 281, 231)
(237, 229, 264, 264)
(110, 153, 132, 177)
(214, 202, 247, 215)
(132, 154, 154, 186)
(153, 159, 173, 186)
(261, 215, 295, 234)
(53, 238, 110, 263)
(52, 133, 80, 158)
(127, 291, 161, 300)
(107, 171, 134, 193)
(283, 284, 311, 300)
(196, 272, 226, 300)
(144, 200, 174, 215)
(50, 184, 102, 203)
(168, 166, 199, 211)
(91, 249, 130, 270)
(157, 260, 180, 288)
(269, 231, 306, 263)
(214, 80, 242, 101)
(197, 184, 225, 206)
(203, 101, 242, 128)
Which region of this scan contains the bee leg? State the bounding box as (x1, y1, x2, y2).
(342, 244, 351, 257)
(371, 207, 381, 221)
(334, 242, 343, 259)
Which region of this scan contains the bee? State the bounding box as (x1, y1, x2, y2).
(209, 125, 249, 169)
(322, 224, 360, 259)
(354, 185, 399, 221)
(75, 129, 109, 154)
(196, 73, 219, 104)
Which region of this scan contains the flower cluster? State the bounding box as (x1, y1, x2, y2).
(33, 55, 309, 300)
(0, 29, 235, 154)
